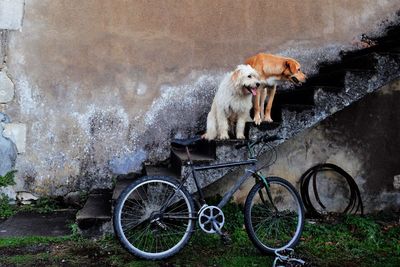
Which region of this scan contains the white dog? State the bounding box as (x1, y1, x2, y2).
(203, 64, 261, 140)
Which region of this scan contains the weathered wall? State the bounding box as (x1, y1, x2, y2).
(1, 0, 400, 196)
(209, 79, 400, 213)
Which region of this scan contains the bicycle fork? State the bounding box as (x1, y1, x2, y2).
(251, 171, 279, 212)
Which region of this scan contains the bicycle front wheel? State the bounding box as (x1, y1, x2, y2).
(244, 176, 304, 254)
(113, 176, 195, 260)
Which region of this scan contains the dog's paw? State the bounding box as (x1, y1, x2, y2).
(203, 130, 218, 140)
(236, 134, 245, 139)
(263, 116, 273, 123)
(254, 114, 262, 125)
(219, 133, 229, 140)
(203, 133, 216, 140)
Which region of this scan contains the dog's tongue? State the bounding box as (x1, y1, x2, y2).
(251, 88, 257, 96)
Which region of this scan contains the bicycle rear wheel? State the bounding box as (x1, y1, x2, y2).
(113, 176, 195, 260)
(244, 176, 304, 254)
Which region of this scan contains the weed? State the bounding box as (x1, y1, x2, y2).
(0, 170, 17, 219)
(0, 193, 15, 219)
(0, 170, 17, 187)
(19, 196, 64, 214)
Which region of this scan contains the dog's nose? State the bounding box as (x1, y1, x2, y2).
(256, 82, 260, 87)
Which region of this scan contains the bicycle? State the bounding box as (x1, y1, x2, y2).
(113, 132, 305, 260)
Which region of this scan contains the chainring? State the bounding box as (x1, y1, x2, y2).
(198, 205, 225, 234)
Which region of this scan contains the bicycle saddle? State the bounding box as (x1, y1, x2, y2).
(171, 136, 202, 147)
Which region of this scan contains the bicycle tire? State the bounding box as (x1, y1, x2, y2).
(244, 176, 305, 254)
(113, 175, 195, 260)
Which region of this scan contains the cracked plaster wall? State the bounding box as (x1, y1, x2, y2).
(0, 0, 400, 196)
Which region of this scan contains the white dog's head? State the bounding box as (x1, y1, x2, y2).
(231, 64, 261, 96)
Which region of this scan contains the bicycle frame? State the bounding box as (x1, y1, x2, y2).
(182, 145, 268, 209)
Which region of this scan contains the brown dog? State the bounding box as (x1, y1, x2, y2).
(245, 53, 307, 124)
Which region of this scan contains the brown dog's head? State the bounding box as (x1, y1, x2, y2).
(283, 59, 307, 85)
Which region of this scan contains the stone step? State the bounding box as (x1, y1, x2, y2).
(376, 51, 400, 58)
(144, 164, 179, 178)
(112, 179, 135, 201)
(274, 87, 315, 106)
(308, 68, 379, 89)
(312, 85, 343, 94)
(112, 172, 143, 201)
(171, 147, 215, 163)
(384, 25, 400, 40)
(280, 104, 315, 112)
(212, 138, 248, 146)
(318, 53, 378, 73)
(343, 41, 399, 57)
(170, 147, 215, 176)
(76, 191, 112, 236)
(247, 121, 280, 131)
(306, 69, 346, 87)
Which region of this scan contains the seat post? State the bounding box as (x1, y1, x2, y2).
(185, 145, 206, 204)
(185, 146, 193, 164)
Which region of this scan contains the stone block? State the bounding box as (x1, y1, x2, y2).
(0, 71, 14, 103)
(0, 0, 25, 30)
(2, 122, 26, 153)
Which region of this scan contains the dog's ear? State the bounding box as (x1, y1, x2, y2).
(231, 69, 240, 81)
(285, 60, 298, 74)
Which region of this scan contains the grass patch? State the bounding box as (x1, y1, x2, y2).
(0, 236, 74, 248)
(298, 214, 400, 266)
(0, 201, 399, 266)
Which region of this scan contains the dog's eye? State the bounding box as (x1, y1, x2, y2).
(248, 75, 252, 78)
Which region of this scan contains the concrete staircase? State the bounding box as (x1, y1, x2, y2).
(76, 24, 400, 235)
